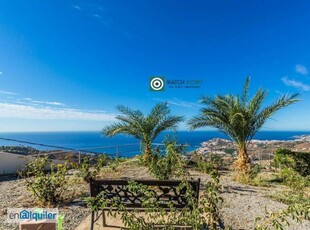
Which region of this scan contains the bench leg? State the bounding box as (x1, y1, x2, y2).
(90, 211, 95, 230)
(102, 210, 106, 227)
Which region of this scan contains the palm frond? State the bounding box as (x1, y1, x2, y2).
(102, 103, 183, 146)
(249, 93, 300, 138)
(241, 76, 250, 106)
(102, 122, 142, 139)
(153, 115, 184, 139)
(188, 77, 300, 147)
(188, 115, 212, 130)
(149, 102, 170, 121)
(248, 88, 268, 115)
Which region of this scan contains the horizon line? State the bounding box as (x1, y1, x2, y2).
(0, 129, 310, 133)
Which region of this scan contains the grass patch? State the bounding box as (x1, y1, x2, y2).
(267, 191, 309, 205)
(233, 167, 276, 187)
(234, 173, 270, 187)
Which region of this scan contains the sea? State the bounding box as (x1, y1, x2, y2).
(0, 131, 309, 158)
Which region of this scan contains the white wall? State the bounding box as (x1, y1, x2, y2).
(0, 151, 34, 175)
(0, 152, 67, 175)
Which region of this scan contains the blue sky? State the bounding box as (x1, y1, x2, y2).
(0, 0, 310, 132)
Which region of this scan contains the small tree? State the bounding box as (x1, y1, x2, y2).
(148, 141, 186, 180)
(19, 157, 68, 205)
(102, 103, 184, 162)
(188, 77, 299, 172)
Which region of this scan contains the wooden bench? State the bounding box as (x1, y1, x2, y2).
(89, 178, 200, 229)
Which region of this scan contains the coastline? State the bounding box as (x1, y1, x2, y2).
(0, 131, 310, 150)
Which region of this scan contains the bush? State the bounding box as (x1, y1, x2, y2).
(272, 149, 310, 196)
(77, 156, 98, 182)
(269, 157, 310, 205)
(255, 202, 310, 230)
(19, 156, 68, 206)
(109, 157, 124, 171)
(196, 154, 224, 174)
(95, 154, 109, 171)
(273, 149, 310, 176)
(78, 155, 123, 181)
(279, 167, 310, 194)
(197, 156, 215, 174)
(148, 141, 186, 180)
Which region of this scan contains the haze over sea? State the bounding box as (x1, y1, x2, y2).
(0, 131, 310, 158)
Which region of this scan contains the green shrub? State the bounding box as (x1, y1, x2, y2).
(255, 202, 310, 230)
(19, 156, 68, 206)
(197, 156, 215, 174)
(272, 148, 310, 197)
(109, 157, 123, 171)
(258, 149, 310, 229)
(95, 154, 109, 171)
(200, 169, 224, 229)
(148, 141, 186, 180)
(78, 156, 97, 182)
(249, 164, 261, 179)
(279, 167, 310, 194)
(196, 154, 224, 174)
(268, 190, 310, 205)
(273, 149, 310, 176)
(223, 148, 236, 155)
(268, 163, 310, 207)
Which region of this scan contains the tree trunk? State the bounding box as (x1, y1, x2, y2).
(235, 144, 251, 172)
(141, 141, 152, 163)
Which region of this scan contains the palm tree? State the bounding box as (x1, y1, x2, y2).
(102, 103, 184, 161)
(188, 77, 299, 172)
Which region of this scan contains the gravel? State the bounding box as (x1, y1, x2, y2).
(0, 174, 89, 230)
(219, 177, 309, 230)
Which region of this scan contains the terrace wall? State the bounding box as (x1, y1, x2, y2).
(0, 151, 33, 175)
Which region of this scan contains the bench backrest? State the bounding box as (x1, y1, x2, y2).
(90, 178, 200, 209)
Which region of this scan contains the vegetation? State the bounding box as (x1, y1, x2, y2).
(255, 202, 310, 230)
(8, 141, 310, 229)
(102, 102, 184, 163)
(78, 154, 112, 181)
(148, 140, 186, 180)
(95, 154, 109, 171)
(273, 148, 310, 176)
(19, 156, 69, 206)
(274, 149, 310, 189)
(234, 164, 267, 186)
(278, 167, 309, 195)
(268, 148, 310, 205)
(85, 136, 226, 229)
(196, 154, 224, 174)
(86, 168, 224, 229)
(0, 145, 40, 155)
(188, 77, 299, 172)
(254, 148, 310, 229)
(78, 156, 97, 182)
(109, 157, 123, 171)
